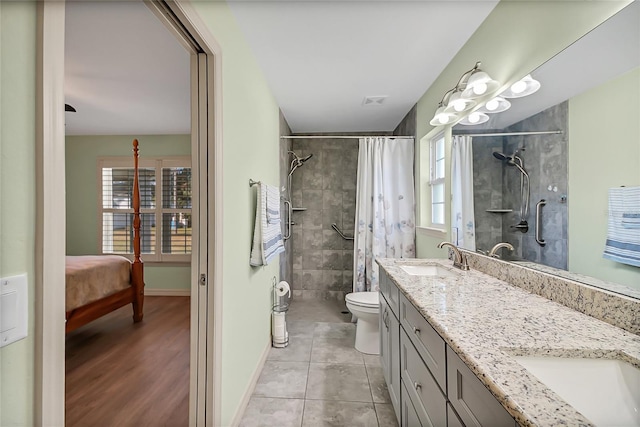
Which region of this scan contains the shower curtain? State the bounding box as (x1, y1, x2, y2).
(353, 137, 415, 293)
(451, 135, 476, 251)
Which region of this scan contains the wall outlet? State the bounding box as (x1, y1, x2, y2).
(1, 274, 28, 348)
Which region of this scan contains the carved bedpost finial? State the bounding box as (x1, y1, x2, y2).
(132, 139, 142, 266)
(131, 138, 144, 322)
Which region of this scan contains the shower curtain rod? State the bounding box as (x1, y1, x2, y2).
(452, 130, 563, 137)
(280, 135, 414, 139)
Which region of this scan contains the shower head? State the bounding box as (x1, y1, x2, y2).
(493, 151, 529, 177)
(288, 151, 313, 176)
(493, 151, 509, 161)
(299, 153, 313, 164)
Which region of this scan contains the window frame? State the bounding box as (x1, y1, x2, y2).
(429, 133, 446, 229)
(97, 156, 192, 263)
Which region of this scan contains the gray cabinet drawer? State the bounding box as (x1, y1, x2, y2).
(379, 268, 389, 300)
(400, 328, 447, 427)
(399, 293, 446, 392)
(380, 296, 390, 378)
(401, 380, 422, 427)
(380, 295, 401, 424)
(447, 403, 465, 427)
(447, 346, 515, 427)
(380, 269, 400, 317)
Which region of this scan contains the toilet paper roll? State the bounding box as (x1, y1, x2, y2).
(275, 280, 291, 297)
(272, 312, 288, 347)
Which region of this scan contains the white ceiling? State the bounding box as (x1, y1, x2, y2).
(227, 1, 499, 133)
(64, 1, 190, 136)
(64, 0, 498, 135)
(64, 1, 638, 137)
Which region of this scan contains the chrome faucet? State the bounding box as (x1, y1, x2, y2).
(488, 242, 514, 259)
(437, 242, 470, 271)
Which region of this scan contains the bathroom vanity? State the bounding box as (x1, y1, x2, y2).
(376, 257, 640, 427)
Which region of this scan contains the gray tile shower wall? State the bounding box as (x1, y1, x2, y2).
(279, 112, 293, 289)
(393, 104, 417, 136)
(472, 135, 504, 252)
(472, 102, 568, 269)
(504, 102, 568, 269)
(290, 134, 389, 301)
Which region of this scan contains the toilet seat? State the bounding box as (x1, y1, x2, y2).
(345, 291, 379, 308)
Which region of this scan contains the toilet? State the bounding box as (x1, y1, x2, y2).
(345, 291, 380, 355)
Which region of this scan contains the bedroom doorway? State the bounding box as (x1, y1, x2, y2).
(36, 1, 222, 425)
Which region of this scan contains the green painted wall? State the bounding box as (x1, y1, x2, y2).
(0, 2, 37, 425)
(190, 3, 281, 425)
(4, 0, 281, 422)
(568, 67, 640, 290)
(65, 135, 191, 290)
(414, 0, 631, 257)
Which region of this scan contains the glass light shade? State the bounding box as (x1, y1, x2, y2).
(501, 74, 541, 98)
(461, 71, 500, 99)
(478, 96, 511, 114)
(444, 91, 476, 114)
(458, 111, 489, 126)
(429, 106, 458, 126)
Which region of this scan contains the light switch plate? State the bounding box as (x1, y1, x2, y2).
(1, 274, 28, 348)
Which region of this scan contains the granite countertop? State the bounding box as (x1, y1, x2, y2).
(376, 258, 640, 427)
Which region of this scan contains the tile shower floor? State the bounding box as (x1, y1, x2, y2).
(239, 299, 399, 427)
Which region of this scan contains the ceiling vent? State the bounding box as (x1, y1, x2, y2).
(362, 96, 387, 106)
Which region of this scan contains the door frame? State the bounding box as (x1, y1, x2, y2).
(35, 1, 224, 425)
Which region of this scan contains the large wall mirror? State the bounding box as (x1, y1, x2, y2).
(452, 1, 639, 299)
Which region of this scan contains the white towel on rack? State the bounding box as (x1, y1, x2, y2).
(603, 186, 640, 267)
(250, 183, 285, 266)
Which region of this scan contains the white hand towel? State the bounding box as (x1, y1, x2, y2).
(250, 183, 285, 266)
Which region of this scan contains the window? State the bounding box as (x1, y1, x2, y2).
(429, 135, 446, 227)
(99, 157, 192, 262)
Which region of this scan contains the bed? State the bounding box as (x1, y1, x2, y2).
(65, 139, 145, 333)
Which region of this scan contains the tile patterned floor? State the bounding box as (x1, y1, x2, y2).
(239, 299, 399, 427)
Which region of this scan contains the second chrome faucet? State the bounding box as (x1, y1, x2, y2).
(437, 242, 470, 271)
(488, 242, 514, 259)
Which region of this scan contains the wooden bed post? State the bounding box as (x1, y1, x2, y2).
(132, 139, 145, 322)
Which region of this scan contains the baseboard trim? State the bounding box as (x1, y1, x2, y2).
(144, 288, 190, 297)
(229, 339, 271, 427)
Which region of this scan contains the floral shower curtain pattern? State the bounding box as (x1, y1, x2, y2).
(451, 135, 476, 251)
(353, 137, 416, 293)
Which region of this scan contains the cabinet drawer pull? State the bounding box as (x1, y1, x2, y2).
(413, 326, 421, 334)
(414, 381, 421, 390)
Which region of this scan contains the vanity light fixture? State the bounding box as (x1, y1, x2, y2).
(478, 96, 511, 114)
(429, 61, 500, 127)
(458, 111, 489, 126)
(460, 70, 500, 99)
(501, 74, 541, 98)
(429, 105, 459, 126)
(444, 91, 476, 114)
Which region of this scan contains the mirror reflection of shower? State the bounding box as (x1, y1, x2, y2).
(493, 149, 530, 232)
(283, 150, 313, 240)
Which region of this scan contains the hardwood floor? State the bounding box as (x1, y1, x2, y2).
(66, 296, 190, 427)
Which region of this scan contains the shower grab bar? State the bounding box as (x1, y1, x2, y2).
(331, 223, 354, 241)
(283, 200, 292, 240)
(536, 199, 546, 247)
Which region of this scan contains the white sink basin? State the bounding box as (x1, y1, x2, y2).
(399, 264, 458, 277)
(514, 356, 640, 426)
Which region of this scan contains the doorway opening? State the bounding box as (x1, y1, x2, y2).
(37, 1, 223, 425)
(63, 2, 191, 424)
